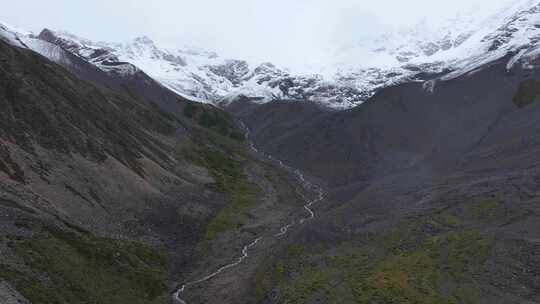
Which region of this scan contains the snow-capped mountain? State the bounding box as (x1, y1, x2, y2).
(3, 0, 540, 110)
(23, 28, 367, 108)
(35, 29, 281, 102)
(0, 22, 92, 71)
(333, 0, 540, 85)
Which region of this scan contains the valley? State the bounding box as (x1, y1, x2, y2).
(173, 122, 329, 304)
(2, 1, 540, 303)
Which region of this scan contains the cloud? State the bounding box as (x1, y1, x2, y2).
(2, 0, 518, 67)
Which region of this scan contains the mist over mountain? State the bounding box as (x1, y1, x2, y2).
(3, 0, 540, 109)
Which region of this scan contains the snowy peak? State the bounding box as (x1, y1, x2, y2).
(369, 23, 472, 63)
(39, 29, 92, 53)
(208, 60, 250, 85)
(37, 29, 140, 76)
(3, 24, 365, 108)
(332, 1, 540, 90)
(132, 35, 154, 45)
(0, 22, 31, 48)
(4, 0, 540, 109)
(482, 2, 540, 52)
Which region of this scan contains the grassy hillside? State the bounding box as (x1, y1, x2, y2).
(2, 224, 169, 304)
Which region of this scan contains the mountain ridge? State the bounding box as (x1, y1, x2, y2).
(4, 1, 540, 109)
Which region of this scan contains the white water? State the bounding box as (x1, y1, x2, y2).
(173, 237, 262, 304)
(173, 123, 325, 303)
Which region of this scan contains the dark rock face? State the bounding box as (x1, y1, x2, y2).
(240, 57, 527, 189)
(0, 143, 24, 183)
(38, 28, 82, 52)
(232, 57, 540, 303)
(208, 59, 250, 85)
(39, 28, 122, 66)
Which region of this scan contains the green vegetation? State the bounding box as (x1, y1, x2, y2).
(183, 102, 198, 118)
(466, 198, 502, 222)
(0, 226, 169, 304)
(435, 212, 464, 227)
(185, 143, 258, 241)
(275, 262, 286, 283)
(255, 204, 495, 304)
(513, 79, 540, 108)
(355, 251, 444, 304)
(178, 99, 272, 249)
(354, 229, 489, 303)
(183, 101, 244, 141)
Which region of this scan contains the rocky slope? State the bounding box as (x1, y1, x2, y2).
(0, 33, 308, 304)
(229, 45, 540, 302)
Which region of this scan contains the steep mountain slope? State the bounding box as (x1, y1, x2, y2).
(0, 37, 187, 303)
(0, 24, 186, 117)
(233, 48, 540, 302)
(0, 35, 307, 304)
(239, 55, 522, 189)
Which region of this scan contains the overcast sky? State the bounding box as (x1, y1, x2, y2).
(3, 0, 518, 67)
